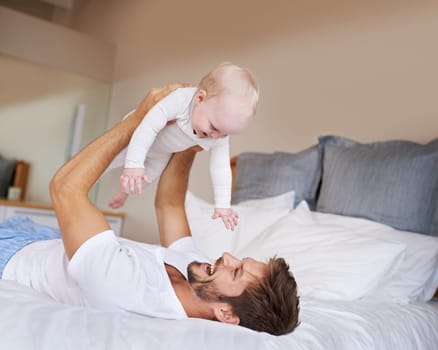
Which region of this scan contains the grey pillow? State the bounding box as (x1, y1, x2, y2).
(231, 145, 321, 209)
(317, 135, 438, 235)
(0, 155, 16, 198)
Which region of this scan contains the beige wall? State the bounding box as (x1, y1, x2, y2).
(62, 0, 438, 242)
(0, 6, 114, 81)
(0, 55, 111, 203)
(0, 6, 114, 204)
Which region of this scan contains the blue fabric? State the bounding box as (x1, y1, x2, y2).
(317, 136, 438, 235)
(0, 216, 61, 277)
(231, 145, 321, 209)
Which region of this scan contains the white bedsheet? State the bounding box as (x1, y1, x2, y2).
(1, 280, 437, 350)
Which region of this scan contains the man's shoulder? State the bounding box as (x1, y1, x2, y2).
(117, 236, 162, 254)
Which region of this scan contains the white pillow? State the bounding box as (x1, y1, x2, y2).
(185, 191, 293, 260)
(236, 201, 407, 300)
(312, 211, 438, 303)
(309, 210, 438, 302)
(366, 232, 438, 303)
(236, 191, 295, 210)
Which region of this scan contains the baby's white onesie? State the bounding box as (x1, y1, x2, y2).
(107, 87, 232, 208)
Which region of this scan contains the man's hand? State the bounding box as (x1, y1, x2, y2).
(212, 208, 239, 231)
(120, 168, 151, 195)
(135, 83, 189, 119)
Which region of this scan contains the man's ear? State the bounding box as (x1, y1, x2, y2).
(213, 304, 240, 325)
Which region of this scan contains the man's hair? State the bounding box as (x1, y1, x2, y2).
(198, 62, 259, 115)
(220, 257, 300, 335)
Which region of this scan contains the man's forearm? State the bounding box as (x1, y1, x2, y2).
(51, 102, 155, 197)
(155, 148, 198, 247)
(155, 149, 196, 207)
(50, 84, 183, 259)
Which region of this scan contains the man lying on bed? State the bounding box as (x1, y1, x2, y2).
(0, 84, 299, 335)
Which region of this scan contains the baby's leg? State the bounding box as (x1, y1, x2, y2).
(108, 153, 171, 209)
(144, 152, 172, 182)
(108, 190, 128, 209)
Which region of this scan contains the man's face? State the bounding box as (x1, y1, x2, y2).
(187, 252, 268, 301)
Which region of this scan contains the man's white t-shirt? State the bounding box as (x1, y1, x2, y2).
(3, 232, 209, 319)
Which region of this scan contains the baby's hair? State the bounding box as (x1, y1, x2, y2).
(198, 62, 259, 115)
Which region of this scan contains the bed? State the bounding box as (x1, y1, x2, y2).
(1, 135, 437, 349)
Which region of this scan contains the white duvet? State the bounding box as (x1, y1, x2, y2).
(2, 196, 438, 349)
(0, 280, 437, 350)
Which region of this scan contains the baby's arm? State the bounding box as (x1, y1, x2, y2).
(121, 88, 187, 194)
(210, 138, 239, 230)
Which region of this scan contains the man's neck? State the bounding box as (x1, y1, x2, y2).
(165, 264, 215, 320)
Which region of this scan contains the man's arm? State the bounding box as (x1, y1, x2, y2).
(155, 147, 200, 247)
(50, 84, 183, 259)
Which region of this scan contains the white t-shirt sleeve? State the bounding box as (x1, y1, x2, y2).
(125, 88, 192, 168)
(68, 230, 156, 312)
(209, 137, 232, 208)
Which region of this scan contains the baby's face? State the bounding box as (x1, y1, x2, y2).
(191, 93, 253, 139)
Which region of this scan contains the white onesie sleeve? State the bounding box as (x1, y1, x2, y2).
(124, 88, 194, 168)
(209, 137, 232, 208)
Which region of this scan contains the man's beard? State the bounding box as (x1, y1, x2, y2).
(187, 261, 222, 302)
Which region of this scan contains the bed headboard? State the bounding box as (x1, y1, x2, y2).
(12, 160, 29, 201)
(230, 155, 237, 193)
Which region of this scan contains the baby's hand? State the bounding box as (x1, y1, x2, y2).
(212, 208, 239, 231)
(120, 168, 151, 195)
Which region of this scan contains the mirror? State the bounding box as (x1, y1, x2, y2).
(0, 54, 111, 204)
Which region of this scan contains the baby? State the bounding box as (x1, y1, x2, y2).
(107, 62, 259, 230)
